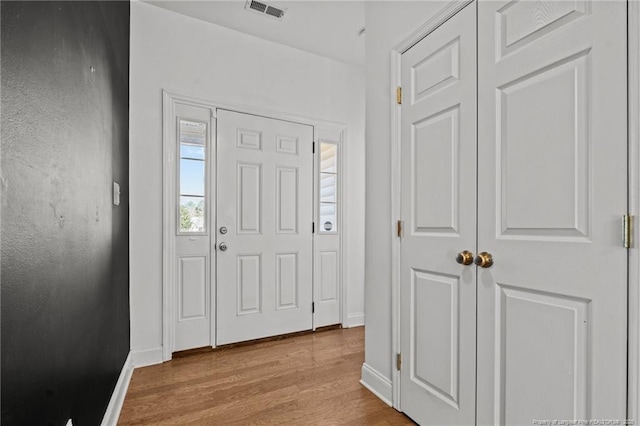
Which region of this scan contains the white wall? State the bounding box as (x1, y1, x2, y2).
(130, 1, 365, 358)
(362, 0, 448, 398)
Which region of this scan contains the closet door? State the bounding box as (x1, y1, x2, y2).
(477, 2, 627, 424)
(399, 3, 477, 425)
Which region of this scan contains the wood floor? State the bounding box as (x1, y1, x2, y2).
(118, 327, 414, 425)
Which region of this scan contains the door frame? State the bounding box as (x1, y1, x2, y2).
(161, 90, 348, 361)
(388, 1, 640, 419)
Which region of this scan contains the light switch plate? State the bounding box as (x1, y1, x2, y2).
(113, 181, 121, 206)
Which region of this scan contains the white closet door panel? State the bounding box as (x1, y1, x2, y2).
(399, 3, 477, 425)
(477, 1, 627, 423)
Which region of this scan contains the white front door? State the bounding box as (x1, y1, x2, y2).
(399, 3, 477, 425)
(477, 2, 627, 423)
(216, 109, 314, 345)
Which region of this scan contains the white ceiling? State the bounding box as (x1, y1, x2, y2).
(144, 1, 366, 66)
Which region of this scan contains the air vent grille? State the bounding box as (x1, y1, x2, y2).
(245, 0, 286, 20)
(249, 1, 267, 13)
(265, 6, 284, 18)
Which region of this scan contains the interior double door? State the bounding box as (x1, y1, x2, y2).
(400, 2, 628, 425)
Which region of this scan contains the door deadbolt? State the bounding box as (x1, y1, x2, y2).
(219, 226, 227, 234)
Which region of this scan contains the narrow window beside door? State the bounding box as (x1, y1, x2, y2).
(319, 142, 338, 234)
(178, 119, 207, 233)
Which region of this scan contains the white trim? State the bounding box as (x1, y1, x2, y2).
(162, 91, 176, 362)
(339, 128, 348, 327)
(131, 347, 163, 368)
(628, 1, 640, 421)
(388, 0, 473, 410)
(101, 353, 133, 426)
(360, 363, 393, 407)
(346, 312, 364, 328)
(163, 90, 350, 360)
(162, 90, 347, 129)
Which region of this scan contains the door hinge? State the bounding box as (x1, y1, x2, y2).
(396, 220, 403, 238)
(313, 141, 315, 154)
(624, 214, 633, 248)
(396, 86, 402, 105)
(312, 302, 315, 314)
(396, 353, 402, 370)
(312, 222, 315, 233)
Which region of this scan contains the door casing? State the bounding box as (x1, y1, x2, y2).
(388, 0, 640, 419)
(161, 91, 348, 360)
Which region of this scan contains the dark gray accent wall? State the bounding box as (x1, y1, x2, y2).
(1, 1, 130, 424)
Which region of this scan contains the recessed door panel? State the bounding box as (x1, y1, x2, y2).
(412, 106, 459, 235)
(497, 0, 589, 58)
(276, 166, 298, 234)
(498, 52, 589, 239)
(276, 252, 298, 309)
(237, 163, 261, 235)
(496, 285, 589, 424)
(411, 270, 459, 409)
(178, 256, 207, 320)
(237, 254, 261, 315)
(319, 251, 338, 302)
(412, 37, 460, 103)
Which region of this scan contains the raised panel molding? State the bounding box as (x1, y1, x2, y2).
(236, 255, 262, 315)
(178, 256, 207, 320)
(497, 0, 589, 58)
(498, 51, 590, 240)
(496, 284, 590, 424)
(319, 251, 338, 302)
(237, 162, 262, 234)
(412, 105, 460, 236)
(276, 134, 299, 155)
(410, 269, 460, 409)
(276, 253, 298, 310)
(411, 37, 460, 104)
(237, 128, 262, 150)
(276, 166, 298, 234)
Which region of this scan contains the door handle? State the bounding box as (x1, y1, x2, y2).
(456, 250, 474, 265)
(474, 252, 493, 268)
(219, 242, 228, 252)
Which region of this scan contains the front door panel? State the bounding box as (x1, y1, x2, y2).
(216, 110, 313, 345)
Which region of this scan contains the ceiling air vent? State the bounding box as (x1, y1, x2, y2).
(245, 0, 286, 20)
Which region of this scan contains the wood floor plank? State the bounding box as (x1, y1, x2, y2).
(119, 327, 414, 425)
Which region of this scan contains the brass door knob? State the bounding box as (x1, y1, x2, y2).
(456, 250, 474, 265)
(474, 252, 493, 268)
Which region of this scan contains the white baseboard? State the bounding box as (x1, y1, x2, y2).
(346, 312, 365, 328)
(101, 352, 133, 426)
(131, 347, 163, 368)
(360, 363, 393, 406)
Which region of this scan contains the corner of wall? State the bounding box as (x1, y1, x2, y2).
(360, 362, 393, 407)
(131, 347, 164, 368)
(346, 312, 365, 328)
